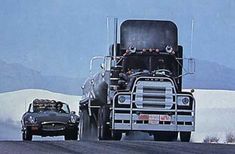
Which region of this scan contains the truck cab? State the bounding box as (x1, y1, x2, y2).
(79, 19, 195, 142)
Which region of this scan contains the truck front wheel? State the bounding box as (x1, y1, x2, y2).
(79, 109, 92, 140)
(98, 106, 111, 140)
(180, 132, 191, 142)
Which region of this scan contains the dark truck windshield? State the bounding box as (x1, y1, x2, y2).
(122, 54, 179, 76)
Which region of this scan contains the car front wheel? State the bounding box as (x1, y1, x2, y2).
(22, 127, 32, 141)
(65, 130, 78, 140)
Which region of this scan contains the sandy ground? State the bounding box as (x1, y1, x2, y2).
(0, 89, 235, 143)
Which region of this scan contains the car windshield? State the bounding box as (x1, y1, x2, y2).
(31, 102, 70, 114)
(122, 54, 178, 76)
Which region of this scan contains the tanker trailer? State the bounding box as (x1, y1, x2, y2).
(79, 19, 195, 142)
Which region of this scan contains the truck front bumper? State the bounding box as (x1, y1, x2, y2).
(112, 110, 194, 132)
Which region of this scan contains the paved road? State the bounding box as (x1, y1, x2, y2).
(0, 141, 235, 154)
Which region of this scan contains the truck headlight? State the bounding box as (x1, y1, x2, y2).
(177, 96, 190, 106)
(166, 45, 173, 53)
(118, 95, 131, 104)
(28, 116, 36, 123)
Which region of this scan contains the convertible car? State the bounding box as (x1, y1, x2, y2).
(21, 99, 79, 141)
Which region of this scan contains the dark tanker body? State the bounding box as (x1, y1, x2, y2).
(79, 20, 195, 142)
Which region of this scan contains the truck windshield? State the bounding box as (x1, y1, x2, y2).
(122, 54, 179, 76)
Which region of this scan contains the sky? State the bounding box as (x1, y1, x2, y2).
(0, 0, 235, 78)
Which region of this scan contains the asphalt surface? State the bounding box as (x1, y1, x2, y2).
(0, 141, 235, 154)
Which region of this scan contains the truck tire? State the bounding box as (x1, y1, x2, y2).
(98, 106, 111, 140)
(22, 128, 32, 141)
(154, 131, 178, 141)
(79, 109, 97, 140)
(79, 109, 90, 140)
(111, 131, 122, 141)
(90, 117, 97, 140)
(180, 132, 191, 142)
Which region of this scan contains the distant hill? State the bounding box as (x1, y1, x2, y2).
(0, 60, 84, 95)
(183, 59, 235, 90)
(1, 59, 235, 95)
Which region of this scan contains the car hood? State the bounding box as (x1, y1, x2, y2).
(30, 111, 72, 123)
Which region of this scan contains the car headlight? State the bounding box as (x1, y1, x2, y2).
(70, 115, 76, 123)
(28, 116, 36, 123)
(118, 95, 131, 104)
(177, 96, 190, 106)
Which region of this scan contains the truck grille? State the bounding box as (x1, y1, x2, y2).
(134, 80, 174, 109)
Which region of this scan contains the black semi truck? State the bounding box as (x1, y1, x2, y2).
(79, 19, 195, 142)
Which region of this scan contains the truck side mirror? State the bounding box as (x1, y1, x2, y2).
(104, 56, 111, 71)
(89, 56, 104, 76)
(188, 58, 195, 74)
(100, 63, 104, 69)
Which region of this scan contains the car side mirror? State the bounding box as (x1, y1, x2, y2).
(71, 111, 76, 114)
